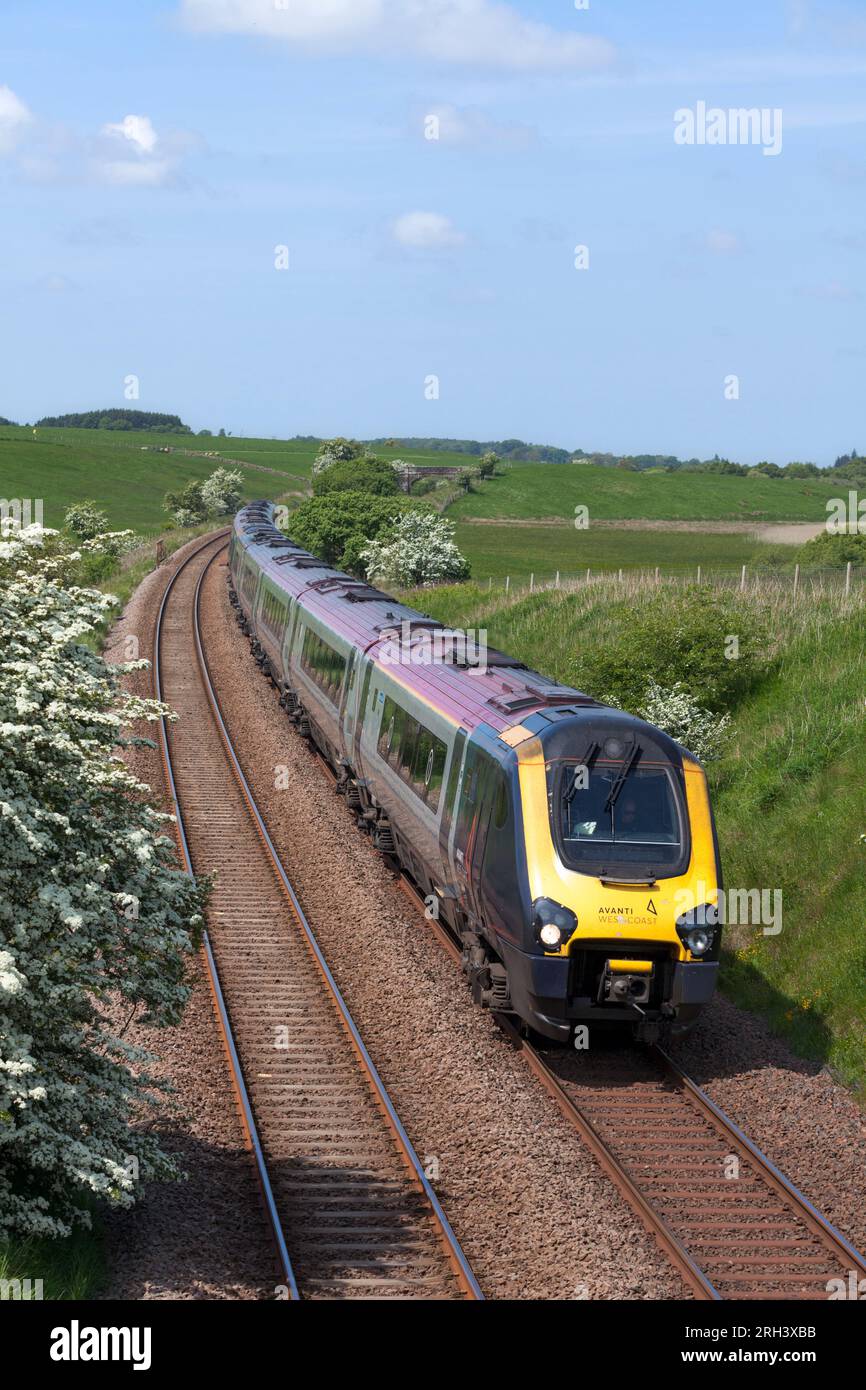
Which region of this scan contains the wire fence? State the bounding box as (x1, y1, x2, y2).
(485, 562, 866, 599)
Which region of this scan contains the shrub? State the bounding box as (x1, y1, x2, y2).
(64, 502, 109, 541)
(573, 587, 769, 714)
(164, 480, 207, 526)
(638, 681, 731, 762)
(311, 438, 364, 475)
(0, 527, 206, 1238)
(360, 511, 470, 587)
(796, 531, 866, 569)
(313, 455, 399, 498)
(286, 493, 419, 574)
(200, 467, 244, 517)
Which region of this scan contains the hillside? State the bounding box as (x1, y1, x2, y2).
(0, 427, 302, 532)
(447, 462, 840, 523)
(407, 577, 866, 1097)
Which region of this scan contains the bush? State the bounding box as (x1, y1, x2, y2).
(360, 511, 470, 587)
(286, 493, 419, 574)
(573, 587, 769, 714)
(64, 502, 109, 541)
(164, 480, 207, 526)
(164, 467, 244, 526)
(311, 438, 365, 475)
(200, 467, 244, 517)
(638, 681, 731, 762)
(0, 527, 206, 1238)
(312, 455, 399, 498)
(796, 531, 866, 569)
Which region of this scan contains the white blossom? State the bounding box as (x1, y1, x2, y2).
(360, 511, 470, 587)
(0, 528, 206, 1237)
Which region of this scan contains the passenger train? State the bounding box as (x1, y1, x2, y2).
(228, 501, 723, 1044)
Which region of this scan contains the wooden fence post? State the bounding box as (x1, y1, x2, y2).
(740, 565, 747, 592)
(793, 564, 800, 595)
(505, 575, 510, 594)
(555, 570, 560, 589)
(846, 561, 852, 596)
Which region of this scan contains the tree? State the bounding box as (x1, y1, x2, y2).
(312, 438, 365, 476)
(360, 511, 470, 587)
(200, 467, 244, 517)
(286, 493, 419, 574)
(164, 467, 244, 526)
(0, 522, 205, 1237)
(164, 480, 207, 527)
(312, 455, 399, 498)
(478, 451, 498, 478)
(64, 501, 109, 540)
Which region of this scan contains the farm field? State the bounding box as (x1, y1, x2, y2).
(454, 520, 774, 581)
(0, 427, 297, 532)
(407, 577, 866, 1095)
(447, 462, 840, 523)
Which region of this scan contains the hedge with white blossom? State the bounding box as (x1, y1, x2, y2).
(0, 522, 205, 1238)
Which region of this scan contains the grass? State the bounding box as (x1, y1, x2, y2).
(455, 521, 774, 580)
(0, 1220, 107, 1300)
(406, 575, 866, 1097)
(0, 427, 298, 534)
(446, 462, 840, 523)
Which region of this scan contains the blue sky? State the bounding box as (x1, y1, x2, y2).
(1, 0, 865, 463)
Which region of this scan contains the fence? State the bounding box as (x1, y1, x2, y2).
(486, 562, 866, 599)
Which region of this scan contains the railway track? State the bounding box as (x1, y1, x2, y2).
(153, 534, 482, 1301)
(164, 531, 866, 1304)
(398, 872, 866, 1303)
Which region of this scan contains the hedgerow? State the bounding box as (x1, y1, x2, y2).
(0, 522, 205, 1238)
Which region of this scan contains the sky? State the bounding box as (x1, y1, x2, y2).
(1, 0, 865, 464)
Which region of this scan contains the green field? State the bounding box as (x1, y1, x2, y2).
(0, 427, 304, 533)
(455, 521, 774, 581)
(448, 462, 839, 523)
(407, 577, 866, 1095)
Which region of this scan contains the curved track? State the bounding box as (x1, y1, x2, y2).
(154, 534, 482, 1301)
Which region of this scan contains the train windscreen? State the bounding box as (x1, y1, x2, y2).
(548, 751, 687, 877)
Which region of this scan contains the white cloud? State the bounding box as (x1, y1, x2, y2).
(92, 114, 196, 188)
(102, 114, 158, 154)
(97, 159, 174, 187)
(421, 103, 536, 148)
(706, 229, 740, 255)
(178, 0, 616, 72)
(0, 85, 32, 152)
(393, 211, 466, 248)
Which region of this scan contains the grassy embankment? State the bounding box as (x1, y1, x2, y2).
(407, 577, 866, 1099)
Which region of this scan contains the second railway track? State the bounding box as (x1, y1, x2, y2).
(154, 534, 481, 1301)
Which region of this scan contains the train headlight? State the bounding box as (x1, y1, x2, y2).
(675, 902, 719, 957)
(532, 898, 577, 952)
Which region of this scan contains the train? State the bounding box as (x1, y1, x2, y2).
(227, 501, 723, 1045)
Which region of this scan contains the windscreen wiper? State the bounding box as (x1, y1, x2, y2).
(564, 741, 600, 805)
(603, 741, 641, 813)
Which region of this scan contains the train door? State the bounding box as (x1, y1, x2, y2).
(339, 649, 359, 761)
(452, 741, 496, 926)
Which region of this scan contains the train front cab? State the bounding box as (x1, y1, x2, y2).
(487, 710, 722, 1044)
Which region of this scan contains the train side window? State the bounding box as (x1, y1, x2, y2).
(378, 696, 396, 757)
(425, 736, 448, 814)
(397, 713, 418, 779)
(441, 731, 466, 844)
(410, 724, 433, 796)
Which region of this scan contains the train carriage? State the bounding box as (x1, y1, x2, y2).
(228, 502, 723, 1045)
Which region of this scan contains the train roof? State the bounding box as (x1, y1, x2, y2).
(234, 500, 601, 736)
